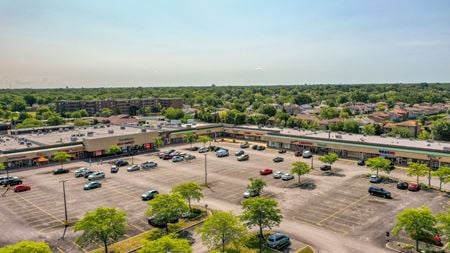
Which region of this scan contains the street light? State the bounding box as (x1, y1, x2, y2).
(310, 156, 314, 169)
(59, 180, 69, 240)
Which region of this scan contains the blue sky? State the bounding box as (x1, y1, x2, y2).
(0, 0, 449, 87)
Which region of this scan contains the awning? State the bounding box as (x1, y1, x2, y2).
(36, 157, 49, 163)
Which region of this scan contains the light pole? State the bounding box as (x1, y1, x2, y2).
(60, 180, 69, 240)
(204, 153, 208, 187)
(310, 156, 314, 169)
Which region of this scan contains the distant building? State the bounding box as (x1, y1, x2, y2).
(384, 120, 420, 137)
(56, 97, 183, 116)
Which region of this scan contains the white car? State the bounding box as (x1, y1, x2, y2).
(142, 161, 158, 169)
(88, 171, 105, 181)
(281, 173, 294, 181)
(243, 189, 259, 198)
(127, 165, 141, 172)
(198, 147, 209, 153)
(273, 171, 283, 179)
(172, 156, 184, 162)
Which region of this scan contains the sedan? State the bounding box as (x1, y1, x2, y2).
(273, 171, 283, 179)
(260, 169, 273, 175)
(281, 173, 294, 181)
(320, 164, 332, 171)
(84, 181, 101, 190)
(142, 190, 159, 201)
(127, 165, 141, 172)
(273, 157, 284, 163)
(142, 161, 158, 169)
(397, 181, 409, 190)
(114, 160, 129, 167)
(75, 168, 89, 177)
(111, 165, 119, 173)
(256, 146, 266, 151)
(252, 145, 258, 150)
(278, 149, 287, 154)
(83, 170, 95, 178)
(408, 183, 421, 191)
(240, 143, 249, 148)
(369, 175, 382, 183)
(198, 147, 209, 153)
(237, 154, 249, 161)
(88, 171, 105, 180)
(14, 185, 31, 192)
(184, 154, 196, 160)
(243, 189, 259, 198)
(53, 168, 69, 175)
(357, 159, 365, 166)
(172, 156, 184, 162)
(235, 150, 245, 156)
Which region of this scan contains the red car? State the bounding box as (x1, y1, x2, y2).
(408, 183, 421, 191)
(260, 169, 273, 175)
(14, 185, 31, 192)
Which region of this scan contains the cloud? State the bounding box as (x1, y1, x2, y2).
(255, 67, 264, 71)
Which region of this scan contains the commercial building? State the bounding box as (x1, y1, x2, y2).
(1, 123, 450, 170)
(56, 98, 183, 115)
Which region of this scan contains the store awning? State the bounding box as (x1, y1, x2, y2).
(36, 157, 49, 163)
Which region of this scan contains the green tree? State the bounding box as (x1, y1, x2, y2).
(52, 151, 71, 169)
(183, 132, 196, 149)
(139, 235, 192, 253)
(11, 99, 27, 112)
(431, 119, 450, 141)
(343, 120, 359, 133)
(392, 206, 439, 251)
(319, 107, 339, 119)
(294, 93, 313, 105)
(436, 209, 450, 240)
(172, 182, 203, 211)
(74, 118, 90, 126)
(47, 114, 64, 126)
(0, 240, 52, 253)
(241, 197, 282, 253)
(258, 105, 277, 117)
(319, 153, 339, 169)
(417, 130, 432, 140)
(99, 108, 112, 117)
(23, 94, 37, 107)
(74, 207, 127, 253)
(362, 124, 376, 135)
(145, 193, 189, 234)
(198, 135, 211, 147)
(389, 126, 412, 138)
(432, 166, 450, 191)
(197, 211, 246, 253)
(107, 145, 122, 156)
(290, 161, 311, 184)
(153, 137, 164, 149)
(247, 178, 266, 196)
(16, 118, 45, 129)
(407, 162, 429, 184)
(366, 157, 391, 177)
(0, 162, 8, 178)
(164, 107, 185, 120)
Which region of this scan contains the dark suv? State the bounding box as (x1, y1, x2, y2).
(368, 186, 391, 198)
(114, 160, 129, 167)
(53, 168, 69, 175)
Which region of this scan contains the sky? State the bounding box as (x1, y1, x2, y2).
(0, 0, 450, 88)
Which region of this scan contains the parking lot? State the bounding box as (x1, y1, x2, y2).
(0, 141, 448, 252)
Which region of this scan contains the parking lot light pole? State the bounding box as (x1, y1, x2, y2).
(311, 157, 314, 169)
(60, 180, 69, 240)
(204, 154, 208, 187)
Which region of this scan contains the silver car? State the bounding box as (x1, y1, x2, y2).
(88, 171, 105, 181)
(75, 167, 89, 177)
(127, 165, 141, 172)
(141, 161, 158, 169)
(273, 171, 283, 179)
(172, 156, 184, 162)
(281, 173, 294, 181)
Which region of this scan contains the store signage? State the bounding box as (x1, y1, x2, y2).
(144, 143, 151, 149)
(117, 137, 135, 146)
(95, 150, 103, 156)
(299, 141, 313, 146)
(379, 150, 395, 155)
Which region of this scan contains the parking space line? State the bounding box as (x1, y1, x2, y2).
(128, 222, 144, 232)
(14, 193, 64, 225)
(317, 195, 369, 225)
(72, 242, 88, 253)
(56, 247, 65, 253)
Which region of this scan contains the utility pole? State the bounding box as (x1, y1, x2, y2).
(60, 180, 69, 240)
(204, 154, 208, 187)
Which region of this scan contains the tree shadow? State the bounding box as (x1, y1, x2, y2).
(286, 179, 316, 190)
(322, 171, 346, 177)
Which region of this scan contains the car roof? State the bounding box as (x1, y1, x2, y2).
(268, 233, 286, 239)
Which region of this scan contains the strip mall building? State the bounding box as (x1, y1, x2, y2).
(1, 124, 450, 169)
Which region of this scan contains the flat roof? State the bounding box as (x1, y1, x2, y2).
(0, 135, 39, 151)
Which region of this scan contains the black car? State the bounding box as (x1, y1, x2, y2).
(252, 145, 258, 150)
(114, 160, 129, 167)
(240, 143, 249, 148)
(256, 145, 265, 151)
(142, 190, 159, 201)
(320, 164, 332, 171)
(278, 149, 287, 154)
(147, 215, 179, 228)
(1, 177, 22, 186)
(368, 186, 391, 198)
(273, 157, 284, 163)
(53, 168, 69, 175)
(389, 162, 395, 170)
(397, 181, 409, 190)
(190, 146, 199, 151)
(357, 159, 365, 166)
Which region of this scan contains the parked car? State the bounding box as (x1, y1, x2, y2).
(396, 181, 409, 190)
(267, 233, 291, 249)
(243, 189, 259, 198)
(294, 151, 302, 157)
(216, 149, 229, 157)
(419, 234, 443, 246)
(159, 150, 175, 159)
(256, 145, 265, 151)
(13, 184, 31, 192)
(172, 156, 184, 162)
(160, 153, 172, 160)
(357, 159, 365, 166)
(237, 154, 249, 161)
(368, 186, 391, 198)
(369, 175, 382, 183)
(302, 150, 312, 158)
(184, 154, 196, 160)
(75, 168, 89, 177)
(147, 215, 178, 228)
(127, 165, 141, 172)
(5, 177, 23, 186)
(240, 142, 249, 148)
(320, 164, 332, 171)
(198, 147, 209, 153)
(82, 170, 95, 178)
(235, 150, 245, 156)
(281, 173, 294, 181)
(389, 162, 395, 170)
(252, 145, 258, 150)
(273, 157, 284, 163)
(53, 168, 69, 175)
(88, 171, 105, 180)
(190, 146, 199, 151)
(278, 149, 287, 154)
(142, 190, 159, 201)
(0, 176, 18, 186)
(114, 160, 129, 167)
(142, 161, 158, 169)
(111, 165, 119, 173)
(84, 181, 102, 190)
(408, 182, 421, 191)
(260, 169, 273, 175)
(273, 171, 283, 179)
